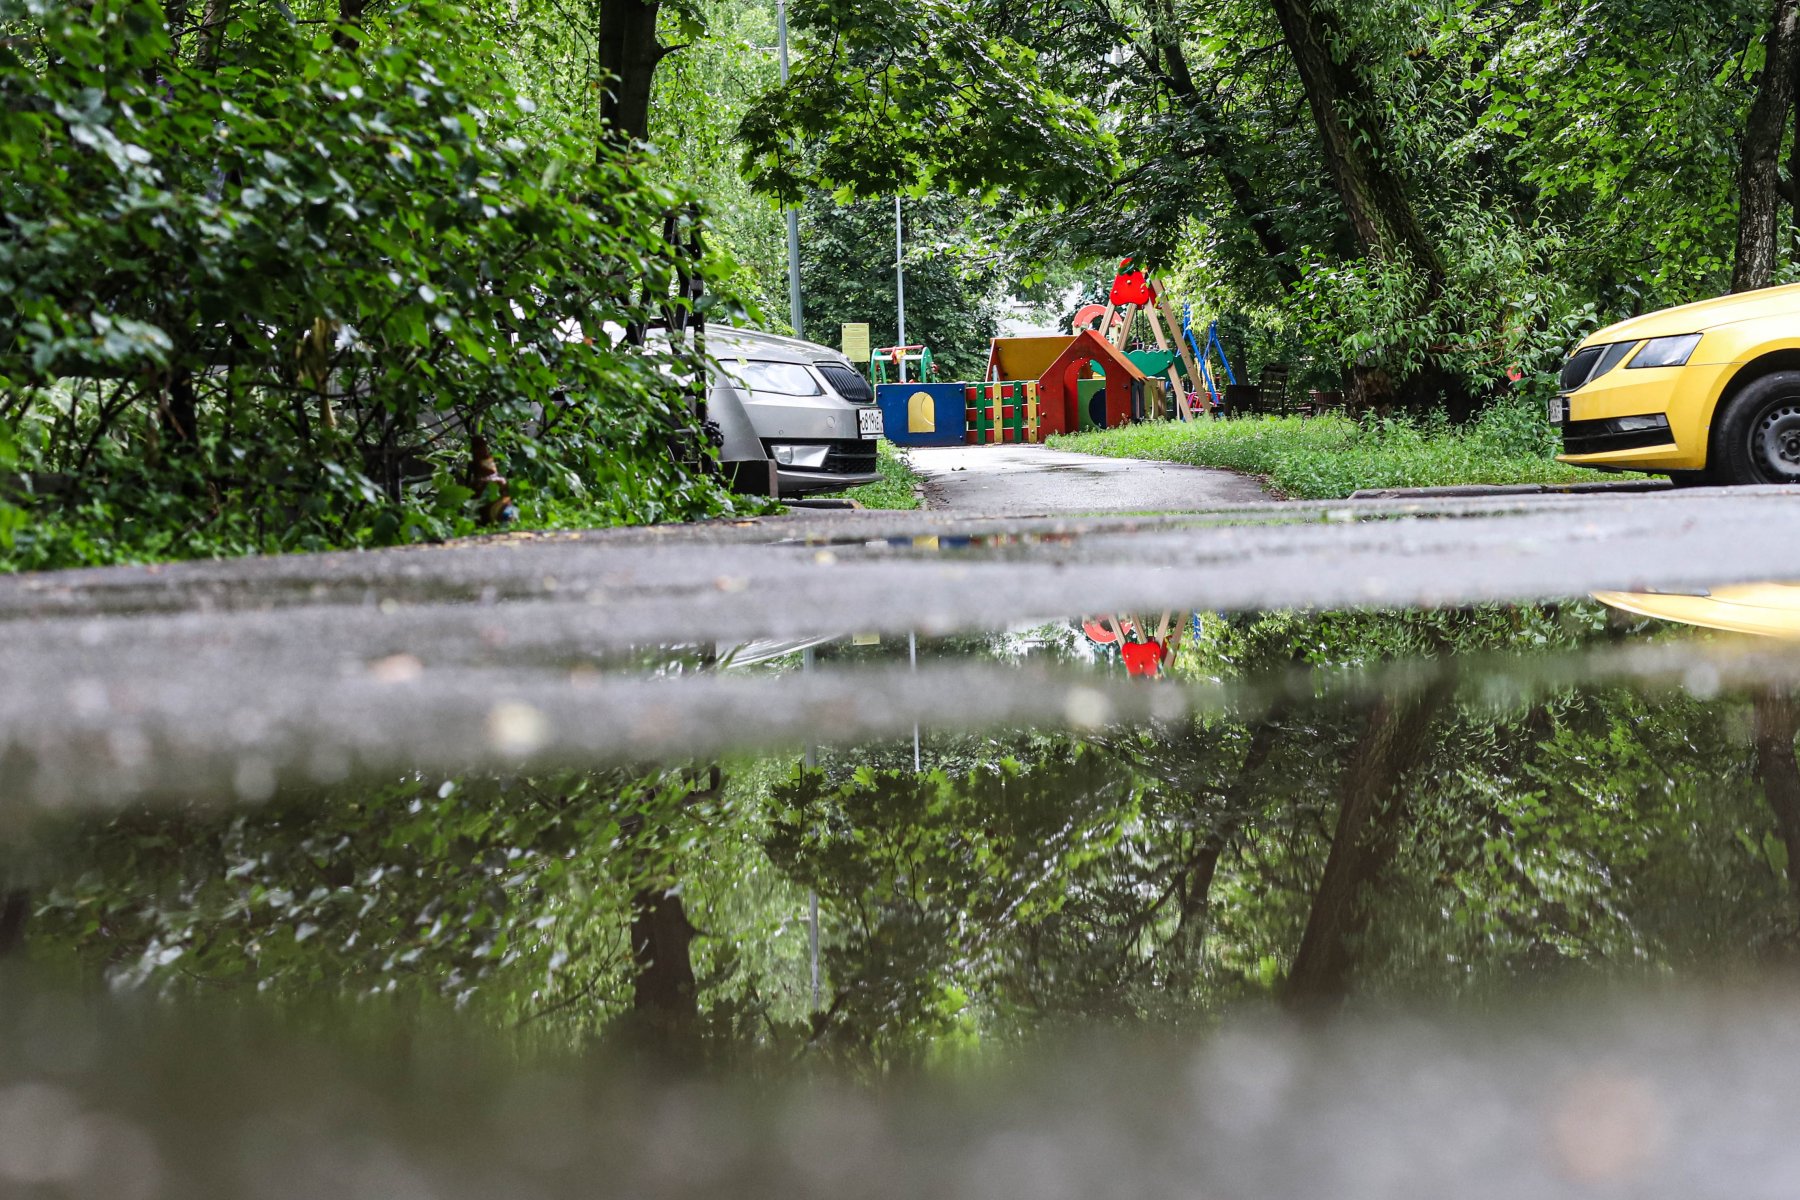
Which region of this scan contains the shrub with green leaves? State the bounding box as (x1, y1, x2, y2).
(0, 0, 748, 570)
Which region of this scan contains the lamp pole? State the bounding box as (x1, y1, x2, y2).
(802, 645, 820, 1010)
(776, 0, 803, 336)
(895, 195, 906, 353)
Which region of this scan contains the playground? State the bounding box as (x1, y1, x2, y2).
(870, 260, 1330, 453)
(840, 258, 1623, 504)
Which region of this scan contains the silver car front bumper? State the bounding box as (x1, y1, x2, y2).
(777, 464, 883, 495)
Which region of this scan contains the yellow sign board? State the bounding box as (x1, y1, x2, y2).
(841, 322, 871, 364)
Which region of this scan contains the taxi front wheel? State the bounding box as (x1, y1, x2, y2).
(1713, 371, 1800, 485)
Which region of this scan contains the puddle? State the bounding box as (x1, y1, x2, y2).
(7, 587, 1800, 1194)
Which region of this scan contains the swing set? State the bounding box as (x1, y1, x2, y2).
(1062, 260, 1255, 420)
(1081, 611, 1180, 679)
(1181, 303, 1242, 414)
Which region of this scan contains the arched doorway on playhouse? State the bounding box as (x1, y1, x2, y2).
(1036, 330, 1148, 437)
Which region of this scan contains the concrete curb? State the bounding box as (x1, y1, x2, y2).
(1349, 480, 1674, 500)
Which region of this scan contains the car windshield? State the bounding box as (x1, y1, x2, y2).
(730, 359, 822, 396)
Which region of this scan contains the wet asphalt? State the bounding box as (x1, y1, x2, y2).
(5, 457, 1800, 812)
(907, 444, 1272, 513)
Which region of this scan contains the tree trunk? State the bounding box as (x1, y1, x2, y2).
(1282, 681, 1449, 1008)
(1734, 0, 1800, 293)
(0, 890, 28, 960)
(1753, 690, 1800, 906)
(1268, 0, 1446, 281)
(1145, 0, 1300, 288)
(192, 0, 232, 68)
(333, 0, 368, 51)
(596, 0, 668, 148)
(629, 885, 698, 1029)
(162, 371, 200, 456)
(1789, 44, 1800, 257)
(1171, 711, 1287, 958)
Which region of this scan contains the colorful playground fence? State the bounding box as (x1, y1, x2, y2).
(964, 381, 1041, 444)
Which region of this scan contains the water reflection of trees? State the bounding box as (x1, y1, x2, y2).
(775, 608, 1800, 1063)
(15, 605, 1800, 1068)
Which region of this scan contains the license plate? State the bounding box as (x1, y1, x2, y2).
(1547, 397, 1567, 424)
(858, 408, 884, 439)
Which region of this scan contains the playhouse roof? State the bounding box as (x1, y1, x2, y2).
(1043, 329, 1149, 382)
(986, 335, 1075, 383)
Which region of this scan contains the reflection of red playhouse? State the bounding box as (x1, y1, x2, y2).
(964, 381, 1040, 444)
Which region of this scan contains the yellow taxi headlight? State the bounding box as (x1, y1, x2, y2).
(1628, 333, 1702, 369)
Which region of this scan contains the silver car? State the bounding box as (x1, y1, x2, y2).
(707, 326, 885, 497)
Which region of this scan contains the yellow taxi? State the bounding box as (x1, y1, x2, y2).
(1593, 582, 1800, 638)
(1553, 282, 1800, 484)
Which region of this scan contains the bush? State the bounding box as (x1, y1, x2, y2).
(0, 0, 748, 570)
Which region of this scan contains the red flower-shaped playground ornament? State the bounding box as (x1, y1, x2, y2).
(1121, 639, 1170, 678)
(1083, 613, 1179, 679)
(1109, 259, 1151, 307)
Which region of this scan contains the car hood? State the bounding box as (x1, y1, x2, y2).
(1585, 282, 1800, 345)
(708, 325, 852, 368)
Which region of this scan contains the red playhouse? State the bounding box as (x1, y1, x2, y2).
(1036, 330, 1149, 437)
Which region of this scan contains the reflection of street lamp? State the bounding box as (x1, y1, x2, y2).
(803, 642, 819, 1010)
(910, 631, 920, 772)
(777, 0, 803, 335)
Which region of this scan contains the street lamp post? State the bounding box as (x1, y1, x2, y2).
(895, 195, 906, 364)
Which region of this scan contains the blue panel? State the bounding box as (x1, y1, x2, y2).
(877, 383, 967, 447)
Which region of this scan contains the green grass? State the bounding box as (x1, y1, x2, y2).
(1048, 400, 1638, 499)
(821, 440, 924, 509)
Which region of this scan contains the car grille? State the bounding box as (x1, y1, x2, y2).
(815, 362, 874, 404)
(759, 440, 879, 475)
(1561, 417, 1677, 456)
(823, 443, 877, 474)
(1560, 341, 1639, 393)
(1559, 347, 1604, 392)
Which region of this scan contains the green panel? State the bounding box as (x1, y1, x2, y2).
(1127, 350, 1181, 379)
(1077, 378, 1107, 431)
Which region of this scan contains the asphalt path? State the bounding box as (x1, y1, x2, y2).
(7, 484, 1800, 812)
(907, 443, 1271, 512)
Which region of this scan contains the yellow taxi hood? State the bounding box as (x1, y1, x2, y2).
(1593, 583, 1800, 639)
(1583, 282, 1800, 347)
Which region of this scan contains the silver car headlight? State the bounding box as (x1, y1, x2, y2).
(771, 444, 830, 469)
(1628, 333, 1702, 369)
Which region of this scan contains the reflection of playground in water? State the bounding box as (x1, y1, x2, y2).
(1082, 611, 1179, 678)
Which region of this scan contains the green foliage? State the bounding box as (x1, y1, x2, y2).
(733, 0, 1795, 409)
(1049, 401, 1637, 498)
(1468, 0, 1770, 307)
(799, 196, 1005, 380)
(1149, 0, 1780, 397)
(0, 0, 748, 571)
(824, 440, 923, 510)
(738, 0, 1114, 205)
(33, 768, 706, 1014)
(644, 0, 791, 324)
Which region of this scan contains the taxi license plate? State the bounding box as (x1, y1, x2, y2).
(858, 408, 884, 439)
(1546, 397, 1567, 424)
